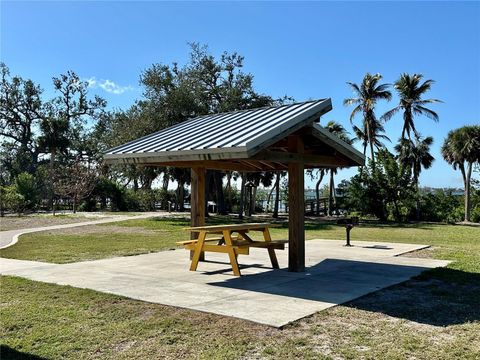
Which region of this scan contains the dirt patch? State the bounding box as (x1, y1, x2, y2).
(40, 224, 159, 236)
(0, 215, 92, 231)
(400, 246, 436, 259)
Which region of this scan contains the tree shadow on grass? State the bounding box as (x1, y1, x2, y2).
(0, 345, 47, 360)
(345, 267, 480, 327)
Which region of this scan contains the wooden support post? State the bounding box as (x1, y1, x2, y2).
(190, 167, 206, 261)
(288, 136, 305, 272)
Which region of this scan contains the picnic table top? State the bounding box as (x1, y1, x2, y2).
(184, 223, 281, 232)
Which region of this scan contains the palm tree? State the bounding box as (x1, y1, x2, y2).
(352, 121, 391, 157)
(324, 121, 354, 216)
(441, 125, 480, 222)
(395, 136, 434, 219)
(383, 73, 441, 140)
(344, 73, 392, 168)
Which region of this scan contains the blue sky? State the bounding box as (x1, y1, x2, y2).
(2, 1, 479, 188)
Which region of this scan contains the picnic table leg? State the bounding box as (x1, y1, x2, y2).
(190, 231, 207, 271)
(223, 230, 241, 276)
(263, 228, 279, 269)
(190, 230, 205, 262)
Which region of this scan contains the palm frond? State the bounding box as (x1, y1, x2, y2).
(381, 106, 401, 122)
(413, 105, 439, 122)
(343, 98, 361, 106)
(348, 104, 362, 123)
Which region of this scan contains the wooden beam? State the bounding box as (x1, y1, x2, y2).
(258, 160, 276, 170)
(190, 167, 206, 261)
(144, 160, 261, 172)
(253, 150, 350, 167)
(240, 160, 264, 171)
(287, 135, 305, 272)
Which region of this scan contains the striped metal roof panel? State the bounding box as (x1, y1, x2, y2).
(104, 98, 332, 161)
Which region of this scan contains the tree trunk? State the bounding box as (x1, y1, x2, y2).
(226, 172, 232, 213)
(393, 200, 401, 221)
(465, 162, 472, 222)
(213, 171, 226, 215)
(365, 113, 375, 169)
(266, 184, 275, 213)
(328, 170, 335, 216)
(315, 169, 325, 215)
(359, 144, 367, 176)
(205, 171, 213, 217)
(415, 179, 420, 221)
(162, 172, 169, 191)
(369, 137, 375, 170)
(239, 173, 245, 219)
(273, 172, 280, 218)
(178, 181, 185, 212)
(250, 186, 257, 215)
(50, 148, 56, 216)
(73, 196, 77, 214)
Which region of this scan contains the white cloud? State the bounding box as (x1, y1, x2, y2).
(85, 77, 134, 95)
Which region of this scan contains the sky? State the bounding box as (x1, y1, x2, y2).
(1, 1, 479, 189)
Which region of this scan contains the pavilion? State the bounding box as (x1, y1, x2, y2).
(104, 99, 364, 272)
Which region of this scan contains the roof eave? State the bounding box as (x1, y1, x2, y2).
(103, 146, 250, 165)
(310, 123, 365, 166)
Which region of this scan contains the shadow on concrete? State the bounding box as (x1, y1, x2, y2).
(346, 267, 480, 326)
(201, 260, 270, 275)
(209, 258, 429, 303)
(208, 259, 480, 326)
(0, 345, 47, 360)
(360, 245, 393, 250)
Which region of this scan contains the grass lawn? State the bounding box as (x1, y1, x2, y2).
(0, 214, 93, 231)
(1, 216, 478, 274)
(1, 216, 479, 359)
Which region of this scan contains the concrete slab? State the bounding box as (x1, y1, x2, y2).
(0, 240, 450, 327)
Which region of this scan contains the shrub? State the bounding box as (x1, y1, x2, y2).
(15, 172, 39, 211)
(0, 185, 25, 215)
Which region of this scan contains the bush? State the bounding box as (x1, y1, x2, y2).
(15, 172, 39, 211)
(471, 205, 480, 223)
(0, 185, 25, 215)
(123, 189, 165, 211)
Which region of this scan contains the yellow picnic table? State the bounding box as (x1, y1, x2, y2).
(178, 223, 286, 276)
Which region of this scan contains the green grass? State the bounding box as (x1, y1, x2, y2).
(1, 217, 479, 359)
(1, 269, 479, 359)
(1, 217, 478, 273)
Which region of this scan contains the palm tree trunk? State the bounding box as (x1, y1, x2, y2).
(365, 116, 375, 169)
(328, 170, 335, 216)
(239, 173, 245, 219)
(465, 162, 472, 222)
(266, 184, 275, 213)
(359, 144, 367, 176)
(315, 169, 325, 215)
(226, 172, 232, 213)
(213, 171, 226, 215)
(416, 182, 421, 221)
(369, 138, 376, 169)
(414, 175, 420, 220)
(273, 172, 280, 218)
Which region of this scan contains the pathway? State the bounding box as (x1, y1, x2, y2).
(0, 212, 160, 249)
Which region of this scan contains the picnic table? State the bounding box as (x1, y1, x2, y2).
(177, 223, 286, 276)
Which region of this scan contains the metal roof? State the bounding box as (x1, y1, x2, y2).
(103, 98, 365, 169)
(105, 99, 332, 161)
